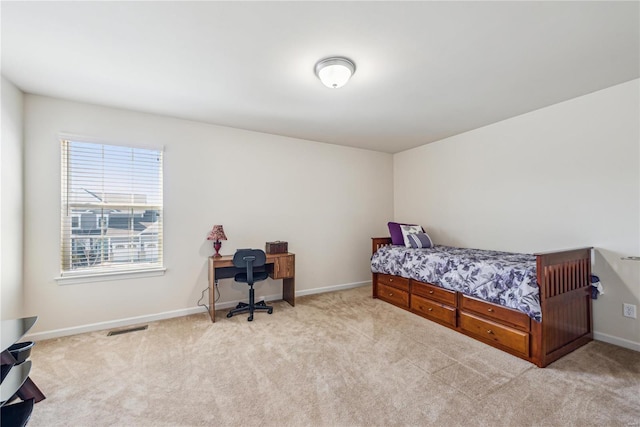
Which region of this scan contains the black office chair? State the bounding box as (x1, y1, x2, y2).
(226, 249, 273, 321)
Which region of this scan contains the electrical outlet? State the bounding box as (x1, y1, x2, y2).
(623, 303, 637, 319)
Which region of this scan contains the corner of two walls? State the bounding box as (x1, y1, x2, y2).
(1, 76, 25, 320)
(392, 79, 640, 350)
(15, 80, 639, 347)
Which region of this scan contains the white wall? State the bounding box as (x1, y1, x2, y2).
(1, 76, 24, 319)
(394, 79, 640, 349)
(23, 95, 393, 335)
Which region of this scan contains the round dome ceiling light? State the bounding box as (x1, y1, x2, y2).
(314, 57, 356, 89)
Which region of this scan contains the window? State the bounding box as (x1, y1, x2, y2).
(97, 213, 109, 230)
(60, 138, 163, 278)
(71, 214, 81, 230)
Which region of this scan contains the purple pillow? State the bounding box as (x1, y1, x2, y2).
(388, 222, 423, 245)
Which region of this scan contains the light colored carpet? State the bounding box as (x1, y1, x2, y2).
(27, 286, 640, 426)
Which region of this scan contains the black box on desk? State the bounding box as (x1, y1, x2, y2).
(266, 241, 288, 254)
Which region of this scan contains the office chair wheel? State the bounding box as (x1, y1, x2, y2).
(226, 312, 233, 318)
(247, 315, 253, 322)
(268, 308, 273, 314)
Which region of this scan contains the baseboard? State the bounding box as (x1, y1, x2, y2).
(26, 306, 206, 342)
(26, 281, 372, 341)
(213, 281, 369, 309)
(296, 280, 370, 297)
(594, 331, 640, 352)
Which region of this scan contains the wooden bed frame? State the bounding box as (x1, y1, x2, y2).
(371, 237, 593, 368)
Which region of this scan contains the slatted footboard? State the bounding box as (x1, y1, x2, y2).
(532, 248, 593, 367)
(371, 237, 593, 367)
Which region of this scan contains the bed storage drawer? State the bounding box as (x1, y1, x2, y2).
(377, 282, 409, 309)
(412, 280, 456, 306)
(377, 274, 409, 292)
(411, 294, 456, 327)
(459, 312, 529, 356)
(460, 295, 530, 331)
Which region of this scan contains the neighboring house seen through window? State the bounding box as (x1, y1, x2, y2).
(60, 139, 164, 277)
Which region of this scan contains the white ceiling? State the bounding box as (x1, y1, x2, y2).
(2, 1, 638, 153)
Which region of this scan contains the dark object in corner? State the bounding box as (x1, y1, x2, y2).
(1, 398, 34, 427)
(8, 342, 34, 365)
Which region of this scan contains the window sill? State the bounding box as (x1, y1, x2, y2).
(55, 267, 166, 285)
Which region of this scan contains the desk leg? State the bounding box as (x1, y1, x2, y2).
(208, 259, 216, 323)
(283, 277, 295, 307)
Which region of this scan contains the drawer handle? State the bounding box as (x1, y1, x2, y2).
(429, 290, 434, 294)
(427, 308, 433, 312)
(487, 308, 494, 312)
(389, 278, 393, 282)
(389, 293, 393, 297)
(487, 329, 494, 335)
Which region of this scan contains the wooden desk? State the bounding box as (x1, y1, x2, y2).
(207, 252, 295, 322)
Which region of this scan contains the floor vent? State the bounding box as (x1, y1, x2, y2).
(107, 325, 148, 336)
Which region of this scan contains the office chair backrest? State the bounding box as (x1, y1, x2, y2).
(232, 249, 267, 284)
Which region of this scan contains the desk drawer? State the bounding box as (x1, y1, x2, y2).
(412, 280, 456, 306)
(377, 274, 409, 292)
(459, 311, 529, 357)
(411, 295, 456, 327)
(377, 282, 409, 309)
(271, 254, 294, 279)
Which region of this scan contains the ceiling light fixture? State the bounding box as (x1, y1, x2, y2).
(314, 57, 356, 89)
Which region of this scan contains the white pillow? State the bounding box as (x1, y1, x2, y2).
(400, 224, 423, 248)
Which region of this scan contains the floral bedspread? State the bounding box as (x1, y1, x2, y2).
(371, 245, 541, 321)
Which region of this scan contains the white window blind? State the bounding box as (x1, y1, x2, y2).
(61, 139, 163, 277)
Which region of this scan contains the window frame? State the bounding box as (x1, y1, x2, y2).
(56, 134, 165, 284)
